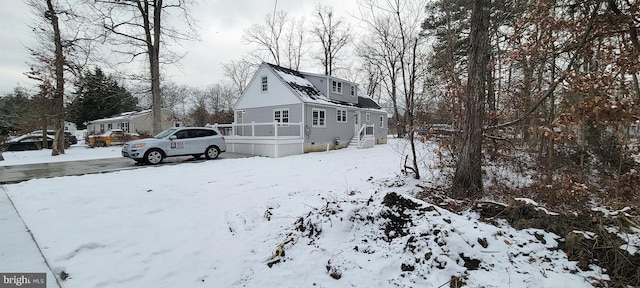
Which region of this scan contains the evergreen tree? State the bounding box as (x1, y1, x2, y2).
(69, 68, 139, 129)
(0, 88, 31, 136)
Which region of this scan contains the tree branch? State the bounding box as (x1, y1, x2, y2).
(487, 4, 599, 131)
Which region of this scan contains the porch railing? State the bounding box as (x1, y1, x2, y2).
(356, 124, 375, 148)
(213, 122, 304, 139)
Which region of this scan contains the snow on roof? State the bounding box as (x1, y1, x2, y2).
(89, 109, 154, 124)
(267, 63, 384, 111)
(269, 64, 329, 103)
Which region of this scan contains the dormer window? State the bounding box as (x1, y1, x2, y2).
(350, 86, 356, 97)
(261, 76, 268, 92)
(331, 80, 342, 94)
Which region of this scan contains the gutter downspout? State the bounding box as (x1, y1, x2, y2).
(301, 102, 306, 154)
(326, 76, 330, 99)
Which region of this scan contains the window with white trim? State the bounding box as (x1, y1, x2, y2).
(261, 76, 268, 92)
(380, 116, 384, 128)
(350, 86, 355, 97)
(236, 110, 244, 124)
(273, 109, 289, 126)
(312, 108, 326, 127)
(336, 109, 347, 123)
(331, 80, 342, 94)
(366, 113, 370, 122)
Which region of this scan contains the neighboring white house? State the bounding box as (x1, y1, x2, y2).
(64, 121, 77, 132)
(86, 109, 182, 136)
(218, 62, 387, 157)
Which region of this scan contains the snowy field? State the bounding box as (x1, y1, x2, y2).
(1, 139, 608, 287)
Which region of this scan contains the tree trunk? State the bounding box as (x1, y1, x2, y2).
(487, 50, 497, 160)
(46, 0, 65, 155)
(152, 0, 163, 134)
(138, 0, 163, 135)
(545, 20, 557, 184)
(390, 79, 403, 138)
(41, 122, 48, 149)
(451, 0, 490, 199)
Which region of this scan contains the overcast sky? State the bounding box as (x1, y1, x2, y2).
(0, 0, 360, 94)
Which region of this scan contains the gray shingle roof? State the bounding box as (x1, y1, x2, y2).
(266, 63, 383, 110)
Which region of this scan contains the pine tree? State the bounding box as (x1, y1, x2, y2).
(69, 68, 139, 129)
(0, 88, 31, 135)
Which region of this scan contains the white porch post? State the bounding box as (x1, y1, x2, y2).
(274, 121, 278, 137)
(251, 122, 255, 138)
(299, 122, 303, 138)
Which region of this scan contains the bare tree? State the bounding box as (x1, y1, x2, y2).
(359, 0, 428, 179)
(160, 81, 191, 119)
(357, 60, 384, 103)
(284, 17, 306, 70)
(357, 15, 402, 137)
(222, 59, 255, 97)
(205, 82, 236, 115)
(25, 0, 92, 155)
(90, 0, 197, 134)
(311, 5, 352, 75)
(242, 10, 306, 69)
(243, 11, 288, 66)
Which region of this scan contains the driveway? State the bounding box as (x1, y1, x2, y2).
(0, 152, 254, 184)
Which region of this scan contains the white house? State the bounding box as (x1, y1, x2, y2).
(86, 109, 182, 136)
(219, 63, 387, 157)
(64, 121, 77, 132)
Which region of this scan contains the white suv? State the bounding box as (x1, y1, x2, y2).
(122, 127, 226, 164)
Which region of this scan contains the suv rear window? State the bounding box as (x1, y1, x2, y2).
(194, 129, 216, 138)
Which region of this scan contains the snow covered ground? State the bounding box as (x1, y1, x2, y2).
(0, 141, 121, 166)
(0, 139, 608, 287)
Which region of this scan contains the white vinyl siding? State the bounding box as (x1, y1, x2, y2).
(331, 80, 342, 94)
(336, 109, 347, 123)
(273, 108, 289, 126)
(312, 108, 326, 127)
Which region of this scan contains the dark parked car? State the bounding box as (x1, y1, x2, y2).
(1, 134, 70, 151)
(32, 130, 78, 145)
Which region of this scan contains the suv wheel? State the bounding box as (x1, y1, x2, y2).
(205, 146, 219, 160)
(144, 149, 164, 165)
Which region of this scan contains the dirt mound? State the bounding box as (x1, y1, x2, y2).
(380, 192, 436, 241)
(474, 199, 640, 287)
